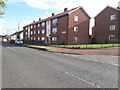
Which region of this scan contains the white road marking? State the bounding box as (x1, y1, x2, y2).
(87, 59, 119, 67)
(47, 63, 101, 88)
(24, 84, 26, 86)
(58, 53, 119, 67)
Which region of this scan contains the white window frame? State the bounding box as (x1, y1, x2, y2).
(31, 25, 33, 29)
(31, 31, 33, 35)
(74, 27, 78, 32)
(110, 14, 116, 20)
(31, 37, 33, 40)
(38, 30, 40, 34)
(110, 25, 116, 30)
(52, 28, 57, 34)
(42, 22, 45, 26)
(52, 18, 57, 24)
(38, 23, 40, 27)
(26, 32, 28, 35)
(73, 37, 78, 42)
(38, 37, 40, 40)
(109, 35, 115, 40)
(74, 16, 79, 22)
(42, 29, 45, 34)
(34, 24, 36, 28)
(34, 37, 36, 40)
(34, 31, 36, 34)
(26, 27, 28, 30)
(52, 37, 57, 41)
(41, 37, 45, 41)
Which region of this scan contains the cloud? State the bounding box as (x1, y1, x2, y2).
(8, 0, 119, 16)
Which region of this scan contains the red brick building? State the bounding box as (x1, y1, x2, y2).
(23, 7, 90, 44)
(93, 6, 120, 43)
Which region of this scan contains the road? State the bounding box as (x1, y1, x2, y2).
(2, 42, 119, 88)
(0, 38, 2, 89)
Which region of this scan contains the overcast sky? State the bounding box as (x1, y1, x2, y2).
(0, 0, 119, 35)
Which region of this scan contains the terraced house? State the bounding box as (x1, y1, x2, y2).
(23, 6, 90, 44)
(93, 6, 120, 43)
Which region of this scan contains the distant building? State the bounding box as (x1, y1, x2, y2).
(93, 6, 120, 43)
(11, 30, 23, 40)
(23, 6, 90, 44)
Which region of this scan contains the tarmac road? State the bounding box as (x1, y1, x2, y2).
(2, 43, 118, 88)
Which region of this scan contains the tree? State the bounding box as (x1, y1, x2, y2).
(0, 0, 7, 17)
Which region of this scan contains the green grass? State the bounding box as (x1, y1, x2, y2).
(53, 44, 120, 49)
(24, 44, 55, 51)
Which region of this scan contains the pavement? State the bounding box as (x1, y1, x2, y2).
(2, 43, 119, 88)
(51, 47, 119, 56)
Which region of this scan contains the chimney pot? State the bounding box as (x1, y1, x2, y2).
(52, 13, 54, 16)
(33, 20, 35, 23)
(39, 18, 41, 21)
(64, 8, 68, 12)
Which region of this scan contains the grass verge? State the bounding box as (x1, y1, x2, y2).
(24, 44, 55, 51)
(53, 44, 120, 49)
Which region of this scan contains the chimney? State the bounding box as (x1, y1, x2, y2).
(64, 8, 68, 12)
(33, 20, 35, 23)
(52, 13, 54, 16)
(39, 18, 41, 21)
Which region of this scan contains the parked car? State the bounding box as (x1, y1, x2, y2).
(9, 40, 15, 43)
(15, 40, 23, 45)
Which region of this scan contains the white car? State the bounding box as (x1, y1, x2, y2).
(15, 40, 23, 45)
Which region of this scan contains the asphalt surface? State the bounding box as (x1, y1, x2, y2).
(2, 42, 119, 88)
(0, 38, 2, 89)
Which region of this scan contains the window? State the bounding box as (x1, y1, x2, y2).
(42, 29, 45, 34)
(26, 32, 28, 35)
(110, 15, 116, 20)
(74, 16, 78, 21)
(31, 31, 33, 35)
(38, 30, 40, 34)
(52, 37, 57, 41)
(52, 28, 57, 34)
(74, 27, 78, 32)
(38, 23, 40, 27)
(38, 37, 40, 40)
(109, 35, 115, 40)
(34, 25, 36, 28)
(62, 31, 66, 34)
(31, 37, 33, 40)
(52, 18, 57, 24)
(26, 27, 28, 30)
(42, 22, 45, 26)
(110, 25, 115, 30)
(31, 25, 33, 29)
(73, 37, 78, 42)
(34, 31, 36, 34)
(34, 37, 36, 40)
(41, 37, 45, 41)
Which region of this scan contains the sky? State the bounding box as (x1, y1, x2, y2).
(0, 0, 119, 35)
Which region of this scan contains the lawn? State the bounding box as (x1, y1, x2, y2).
(53, 44, 120, 49)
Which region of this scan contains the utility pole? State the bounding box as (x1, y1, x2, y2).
(18, 23, 20, 31)
(7, 29, 8, 35)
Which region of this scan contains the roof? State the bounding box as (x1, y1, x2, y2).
(11, 30, 23, 36)
(23, 6, 91, 27)
(94, 6, 120, 18)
